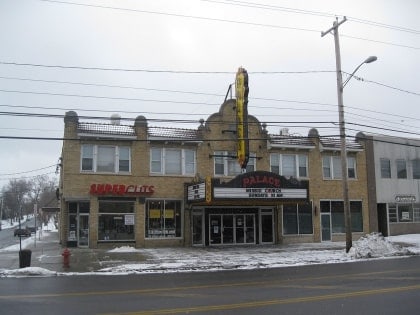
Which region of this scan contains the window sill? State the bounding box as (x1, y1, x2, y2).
(80, 171, 132, 175)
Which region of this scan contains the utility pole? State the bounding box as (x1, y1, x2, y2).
(0, 196, 3, 231)
(322, 17, 352, 253)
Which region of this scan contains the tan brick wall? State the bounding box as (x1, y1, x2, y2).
(60, 103, 370, 248)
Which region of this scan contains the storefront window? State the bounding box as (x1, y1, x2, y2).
(350, 201, 363, 232)
(283, 203, 313, 235)
(322, 200, 363, 233)
(398, 204, 413, 222)
(145, 200, 182, 238)
(331, 201, 345, 233)
(98, 200, 135, 241)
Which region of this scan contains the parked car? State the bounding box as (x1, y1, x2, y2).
(26, 226, 37, 233)
(14, 228, 31, 237)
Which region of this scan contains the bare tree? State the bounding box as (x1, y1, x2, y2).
(1, 179, 32, 223)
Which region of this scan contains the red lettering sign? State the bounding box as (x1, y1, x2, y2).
(89, 184, 155, 195)
(242, 175, 280, 188)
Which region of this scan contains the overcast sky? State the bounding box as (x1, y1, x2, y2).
(0, 0, 419, 190)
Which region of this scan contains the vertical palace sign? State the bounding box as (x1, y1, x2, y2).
(235, 67, 250, 169)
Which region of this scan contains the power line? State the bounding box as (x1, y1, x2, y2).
(0, 62, 336, 75)
(38, 0, 419, 50)
(0, 75, 225, 97)
(340, 34, 420, 50)
(0, 172, 57, 182)
(204, 0, 420, 35)
(0, 164, 56, 176)
(39, 0, 321, 34)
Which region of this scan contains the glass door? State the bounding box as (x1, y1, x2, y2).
(209, 215, 222, 245)
(78, 214, 89, 247)
(192, 212, 204, 246)
(245, 214, 255, 244)
(321, 213, 331, 241)
(260, 209, 274, 244)
(235, 215, 245, 244)
(223, 215, 234, 244)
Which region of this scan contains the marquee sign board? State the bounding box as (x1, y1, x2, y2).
(186, 171, 309, 203)
(187, 182, 206, 202)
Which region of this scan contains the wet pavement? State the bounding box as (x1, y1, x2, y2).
(0, 230, 349, 274)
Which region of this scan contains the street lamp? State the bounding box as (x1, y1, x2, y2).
(322, 17, 377, 253)
(338, 56, 377, 253)
(343, 56, 377, 88)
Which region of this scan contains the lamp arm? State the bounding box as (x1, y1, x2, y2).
(342, 63, 363, 88)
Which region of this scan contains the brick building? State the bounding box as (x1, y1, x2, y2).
(59, 100, 370, 248)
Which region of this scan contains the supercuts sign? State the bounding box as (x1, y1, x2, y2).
(90, 184, 154, 196)
(213, 171, 308, 201)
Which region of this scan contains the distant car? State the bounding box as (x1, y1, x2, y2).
(14, 228, 31, 237)
(26, 226, 37, 233)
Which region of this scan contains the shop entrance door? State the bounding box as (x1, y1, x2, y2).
(321, 213, 331, 241)
(209, 214, 255, 245)
(78, 215, 89, 247)
(210, 215, 222, 245)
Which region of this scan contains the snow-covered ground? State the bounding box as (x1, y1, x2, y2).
(1, 229, 419, 277)
(96, 233, 419, 275)
(1, 216, 420, 277)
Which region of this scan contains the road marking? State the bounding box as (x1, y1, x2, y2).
(103, 284, 420, 315)
(0, 267, 419, 300)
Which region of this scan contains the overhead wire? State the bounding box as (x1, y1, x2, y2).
(37, 0, 420, 50)
(204, 0, 420, 35)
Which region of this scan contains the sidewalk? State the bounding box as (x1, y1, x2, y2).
(0, 231, 107, 273)
(0, 231, 346, 274)
(1, 231, 417, 276)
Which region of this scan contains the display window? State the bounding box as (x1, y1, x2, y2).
(98, 200, 135, 241)
(145, 200, 182, 238)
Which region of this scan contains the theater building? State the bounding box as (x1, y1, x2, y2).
(59, 100, 370, 248)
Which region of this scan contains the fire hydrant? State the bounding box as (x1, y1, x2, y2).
(62, 248, 71, 268)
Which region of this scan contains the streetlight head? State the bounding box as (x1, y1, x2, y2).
(364, 56, 377, 64)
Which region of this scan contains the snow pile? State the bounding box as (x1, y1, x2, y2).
(349, 233, 413, 259)
(388, 234, 420, 255)
(108, 246, 140, 253)
(0, 267, 57, 277)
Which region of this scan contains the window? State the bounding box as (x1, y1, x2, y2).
(322, 156, 356, 179)
(283, 203, 313, 235)
(150, 148, 196, 175)
(214, 151, 256, 176)
(145, 200, 182, 238)
(270, 153, 308, 178)
(388, 203, 420, 223)
(396, 159, 407, 179)
(81, 145, 94, 171)
(98, 201, 135, 241)
(320, 200, 363, 233)
(350, 201, 363, 232)
(380, 158, 391, 178)
(81, 144, 131, 173)
(412, 160, 420, 179)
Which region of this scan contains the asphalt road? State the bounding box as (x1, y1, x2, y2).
(0, 217, 36, 249)
(0, 255, 419, 315)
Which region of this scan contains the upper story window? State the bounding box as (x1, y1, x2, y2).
(380, 158, 391, 178)
(412, 159, 420, 179)
(214, 151, 256, 176)
(150, 147, 196, 176)
(322, 155, 356, 179)
(270, 153, 308, 178)
(396, 159, 407, 179)
(81, 144, 130, 173)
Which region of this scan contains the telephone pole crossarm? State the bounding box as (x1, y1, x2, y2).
(321, 16, 347, 37)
